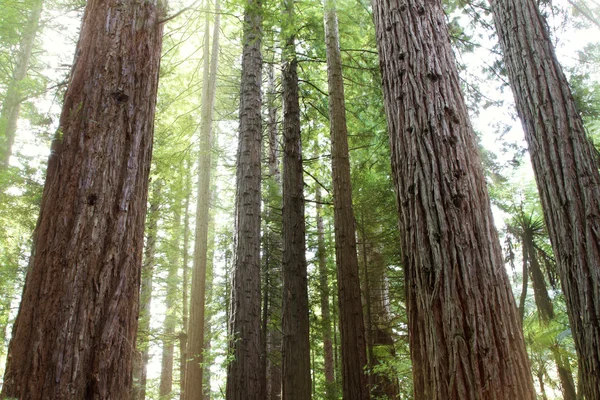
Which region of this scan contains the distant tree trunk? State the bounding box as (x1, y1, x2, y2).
(180, 163, 192, 400)
(203, 184, 217, 400)
(185, 1, 220, 397)
(518, 236, 529, 321)
(324, 0, 370, 398)
(372, 0, 536, 397)
(0, 1, 164, 398)
(160, 200, 182, 398)
(0, 0, 43, 172)
(523, 233, 554, 322)
(264, 62, 283, 400)
(281, 0, 311, 396)
(316, 187, 336, 400)
(490, 0, 600, 395)
(225, 0, 264, 395)
(133, 180, 161, 400)
(552, 345, 577, 400)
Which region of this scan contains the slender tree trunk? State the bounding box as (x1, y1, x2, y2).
(316, 187, 336, 400)
(265, 62, 283, 400)
(280, 0, 312, 397)
(180, 162, 192, 400)
(160, 201, 183, 398)
(0, 1, 164, 398)
(372, 0, 536, 397)
(552, 345, 577, 400)
(490, 0, 600, 395)
(226, 0, 264, 395)
(0, 0, 43, 172)
(523, 232, 554, 322)
(185, 1, 220, 397)
(134, 180, 162, 400)
(519, 236, 529, 321)
(324, 1, 370, 398)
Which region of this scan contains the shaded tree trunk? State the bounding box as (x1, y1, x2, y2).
(324, 0, 370, 398)
(518, 236, 529, 321)
(490, 0, 600, 396)
(552, 345, 577, 400)
(264, 62, 283, 400)
(372, 0, 536, 397)
(185, 1, 220, 397)
(0, 0, 43, 172)
(225, 0, 264, 395)
(281, 0, 311, 396)
(0, 1, 164, 398)
(316, 187, 336, 400)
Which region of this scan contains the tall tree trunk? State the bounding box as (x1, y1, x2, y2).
(324, 1, 370, 398)
(160, 199, 183, 398)
(523, 232, 554, 322)
(0, 1, 164, 398)
(133, 180, 162, 400)
(490, 0, 600, 395)
(226, 0, 264, 395)
(0, 0, 43, 172)
(264, 62, 283, 400)
(316, 187, 336, 400)
(518, 236, 529, 321)
(203, 184, 218, 400)
(372, 0, 536, 397)
(281, 0, 311, 397)
(185, 1, 220, 397)
(180, 162, 193, 400)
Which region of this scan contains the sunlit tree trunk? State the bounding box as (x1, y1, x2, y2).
(372, 0, 536, 397)
(0, 0, 43, 172)
(316, 187, 336, 400)
(160, 199, 182, 398)
(281, 0, 311, 396)
(324, 0, 370, 398)
(185, 1, 220, 397)
(180, 162, 192, 400)
(0, 1, 164, 397)
(490, 0, 600, 395)
(133, 180, 161, 400)
(226, 0, 264, 395)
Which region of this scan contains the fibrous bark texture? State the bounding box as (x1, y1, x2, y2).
(281, 0, 312, 396)
(324, 1, 370, 398)
(371, 0, 536, 398)
(0, 1, 163, 398)
(490, 0, 600, 396)
(226, 0, 264, 396)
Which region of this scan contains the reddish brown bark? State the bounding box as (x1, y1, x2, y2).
(490, 0, 600, 396)
(372, 0, 536, 397)
(0, 1, 164, 398)
(226, 0, 264, 396)
(324, 0, 370, 398)
(281, 0, 312, 396)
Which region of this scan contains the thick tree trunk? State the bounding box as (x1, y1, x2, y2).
(0, 1, 163, 398)
(0, 0, 43, 172)
(372, 0, 536, 398)
(324, 1, 370, 398)
(160, 201, 182, 398)
(226, 0, 264, 396)
(185, 1, 220, 397)
(490, 0, 600, 396)
(281, 0, 312, 397)
(316, 187, 336, 400)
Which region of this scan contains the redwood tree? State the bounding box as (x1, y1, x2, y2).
(281, 0, 312, 396)
(323, 0, 370, 398)
(372, 0, 536, 397)
(0, 0, 164, 398)
(489, 0, 600, 396)
(226, 0, 265, 396)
